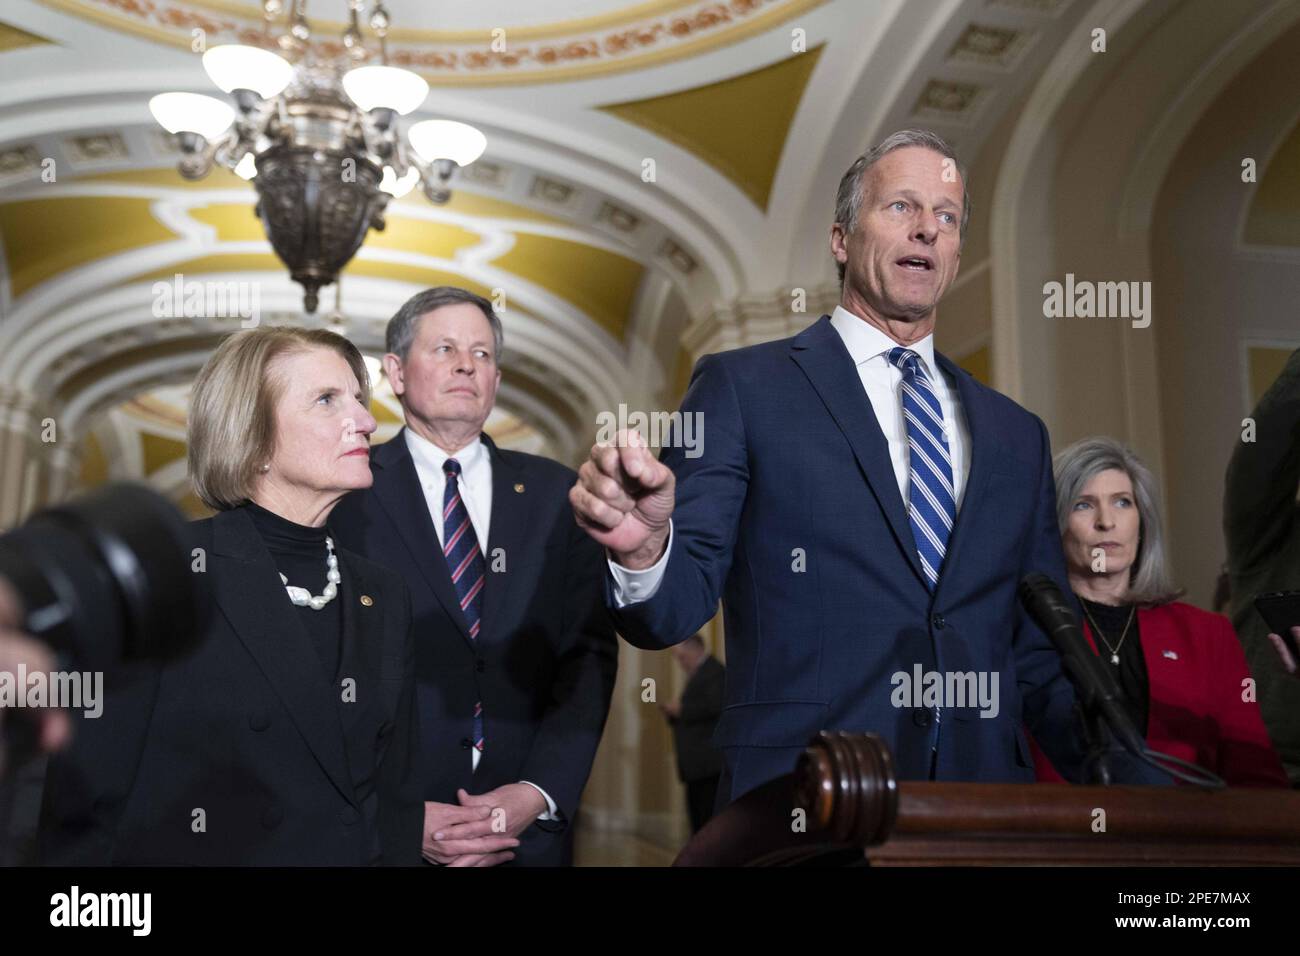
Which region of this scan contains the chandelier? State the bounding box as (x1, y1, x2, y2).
(148, 0, 486, 313)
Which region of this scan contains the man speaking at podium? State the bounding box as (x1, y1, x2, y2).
(570, 129, 1167, 805)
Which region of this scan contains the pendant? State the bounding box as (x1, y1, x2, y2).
(1110, 654, 1120, 665)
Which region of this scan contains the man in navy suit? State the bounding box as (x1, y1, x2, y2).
(570, 129, 1166, 804)
(332, 287, 617, 865)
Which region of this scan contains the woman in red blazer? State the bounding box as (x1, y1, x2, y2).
(1030, 437, 1288, 788)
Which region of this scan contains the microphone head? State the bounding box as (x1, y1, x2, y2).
(1018, 573, 1076, 630)
(1018, 572, 1058, 601)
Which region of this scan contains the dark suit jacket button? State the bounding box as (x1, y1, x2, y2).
(475, 660, 486, 673)
(262, 806, 283, 829)
(339, 806, 360, 825)
(249, 711, 271, 732)
(932, 614, 946, 630)
(912, 708, 932, 727)
(460, 737, 473, 749)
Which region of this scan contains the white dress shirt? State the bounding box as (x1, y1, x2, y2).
(406, 427, 492, 553)
(404, 428, 557, 820)
(608, 306, 971, 605)
(826, 305, 970, 509)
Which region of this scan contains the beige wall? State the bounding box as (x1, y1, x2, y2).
(983, 0, 1300, 610)
(1152, 23, 1300, 608)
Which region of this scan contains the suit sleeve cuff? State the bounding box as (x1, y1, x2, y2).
(607, 521, 673, 607)
(520, 780, 560, 821)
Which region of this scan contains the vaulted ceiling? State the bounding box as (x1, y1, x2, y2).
(9, 0, 1288, 510)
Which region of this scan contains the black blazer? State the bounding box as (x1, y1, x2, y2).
(671, 656, 725, 783)
(329, 430, 618, 866)
(37, 507, 423, 866)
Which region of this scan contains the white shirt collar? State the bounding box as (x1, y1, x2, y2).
(830, 305, 940, 379)
(404, 427, 486, 477)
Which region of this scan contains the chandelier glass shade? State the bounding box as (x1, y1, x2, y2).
(202, 44, 295, 99)
(147, 1, 484, 313)
(407, 120, 489, 168)
(340, 64, 429, 115)
(148, 92, 235, 140)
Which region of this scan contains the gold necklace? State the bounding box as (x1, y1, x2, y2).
(1079, 599, 1136, 666)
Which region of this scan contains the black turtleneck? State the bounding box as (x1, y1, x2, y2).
(1078, 596, 1149, 736)
(242, 500, 342, 683)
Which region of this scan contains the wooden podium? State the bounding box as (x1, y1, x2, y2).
(674, 731, 1300, 866)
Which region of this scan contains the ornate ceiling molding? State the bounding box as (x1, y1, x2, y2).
(4, 280, 619, 465)
(0, 175, 648, 346)
(37, 0, 827, 85)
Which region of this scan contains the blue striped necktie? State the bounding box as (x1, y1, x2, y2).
(443, 458, 485, 757)
(887, 347, 956, 591)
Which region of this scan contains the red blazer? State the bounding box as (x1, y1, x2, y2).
(1030, 601, 1289, 787)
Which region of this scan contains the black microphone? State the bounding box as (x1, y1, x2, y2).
(1017, 573, 1148, 757)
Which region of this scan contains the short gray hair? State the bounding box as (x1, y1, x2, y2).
(385, 286, 504, 363)
(833, 128, 971, 283)
(1053, 436, 1183, 607)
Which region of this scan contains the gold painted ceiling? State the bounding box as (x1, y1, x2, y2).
(0, 167, 645, 343)
(601, 44, 823, 210)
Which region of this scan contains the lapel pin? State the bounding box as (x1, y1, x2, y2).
(360, 595, 374, 607)
(514, 483, 525, 493)
(1162, 649, 1178, 660)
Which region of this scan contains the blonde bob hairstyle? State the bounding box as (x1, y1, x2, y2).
(188, 327, 371, 511)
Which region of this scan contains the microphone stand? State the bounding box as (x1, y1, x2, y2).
(1052, 641, 1115, 785)
(1078, 695, 1114, 786)
(1020, 573, 1224, 789)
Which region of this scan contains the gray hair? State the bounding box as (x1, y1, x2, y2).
(833, 128, 971, 283)
(1053, 436, 1183, 607)
(385, 286, 504, 363)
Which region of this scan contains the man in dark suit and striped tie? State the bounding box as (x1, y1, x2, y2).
(332, 287, 618, 865)
(570, 129, 1169, 804)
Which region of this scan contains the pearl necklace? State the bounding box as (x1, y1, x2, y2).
(279, 536, 341, 611)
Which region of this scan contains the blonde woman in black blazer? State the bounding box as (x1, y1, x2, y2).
(38, 328, 424, 865)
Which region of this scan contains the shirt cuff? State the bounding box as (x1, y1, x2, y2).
(607, 521, 673, 607)
(520, 781, 559, 821)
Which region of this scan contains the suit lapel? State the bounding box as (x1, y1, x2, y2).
(334, 550, 383, 763)
(369, 429, 473, 646)
(479, 434, 535, 643)
(933, 352, 996, 600)
(211, 508, 355, 804)
(790, 316, 927, 586)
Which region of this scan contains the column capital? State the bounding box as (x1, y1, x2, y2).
(682, 283, 840, 365)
